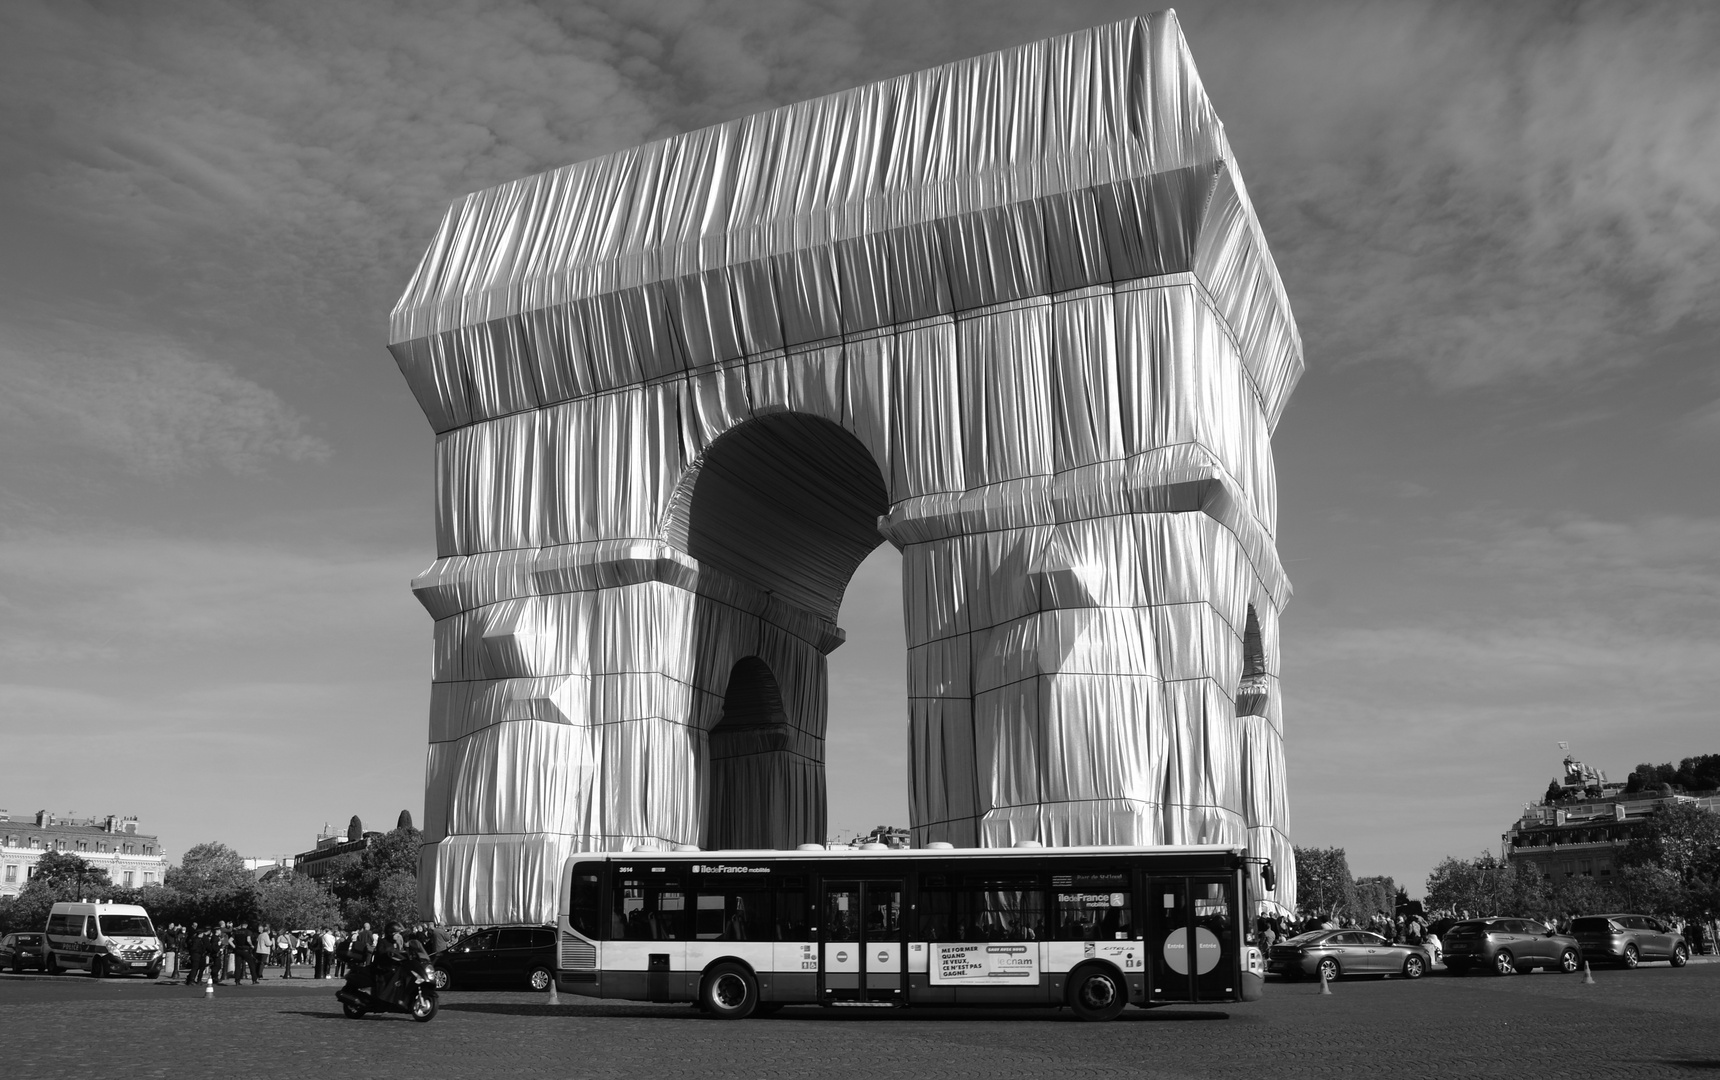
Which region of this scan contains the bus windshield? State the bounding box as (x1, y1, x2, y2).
(98, 914, 156, 938)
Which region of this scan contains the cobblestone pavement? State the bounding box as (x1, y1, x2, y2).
(4, 963, 1718, 1080)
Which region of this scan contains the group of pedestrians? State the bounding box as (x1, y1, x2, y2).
(1254, 910, 1445, 964)
(157, 921, 456, 984)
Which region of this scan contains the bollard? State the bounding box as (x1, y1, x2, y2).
(1582, 961, 1595, 985)
(1319, 968, 1332, 995)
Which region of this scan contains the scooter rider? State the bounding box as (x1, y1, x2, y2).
(369, 921, 407, 1003)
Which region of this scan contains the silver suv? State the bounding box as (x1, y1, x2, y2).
(1569, 915, 1690, 969)
(1441, 918, 1583, 976)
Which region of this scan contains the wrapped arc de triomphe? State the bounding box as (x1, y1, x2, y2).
(389, 12, 1302, 927)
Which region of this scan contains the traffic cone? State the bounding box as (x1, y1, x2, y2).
(1582, 962, 1595, 985)
(204, 974, 214, 999)
(1319, 968, 1332, 995)
(547, 979, 560, 1005)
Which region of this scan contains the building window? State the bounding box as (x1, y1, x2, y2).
(143, 872, 155, 885)
(30, 837, 42, 850)
(4, 865, 15, 883)
(56, 840, 66, 851)
(123, 843, 135, 855)
(123, 871, 134, 888)
(76, 840, 88, 851)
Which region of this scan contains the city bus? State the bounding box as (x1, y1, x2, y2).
(553, 843, 1270, 1020)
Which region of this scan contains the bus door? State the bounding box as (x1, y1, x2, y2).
(821, 880, 903, 1003)
(1145, 877, 1238, 1002)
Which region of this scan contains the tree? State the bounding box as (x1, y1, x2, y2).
(255, 872, 342, 930)
(1353, 875, 1398, 921)
(1618, 802, 1720, 912)
(0, 853, 117, 934)
(1294, 846, 1359, 923)
(166, 842, 251, 895)
(1426, 852, 1529, 917)
(331, 824, 423, 928)
(160, 842, 257, 925)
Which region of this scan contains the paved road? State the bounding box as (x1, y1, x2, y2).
(3, 964, 1718, 1080)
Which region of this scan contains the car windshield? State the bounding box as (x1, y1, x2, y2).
(98, 914, 156, 938)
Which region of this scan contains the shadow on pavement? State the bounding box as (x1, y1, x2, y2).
(439, 1002, 1230, 1023)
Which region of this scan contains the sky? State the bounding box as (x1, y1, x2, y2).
(0, 0, 1715, 895)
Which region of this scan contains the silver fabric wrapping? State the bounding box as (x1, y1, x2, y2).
(392, 11, 1302, 925)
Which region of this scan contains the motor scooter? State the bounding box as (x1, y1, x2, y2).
(335, 951, 439, 1022)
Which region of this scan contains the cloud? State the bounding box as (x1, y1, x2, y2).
(0, 324, 330, 477)
(1187, 1, 1720, 391)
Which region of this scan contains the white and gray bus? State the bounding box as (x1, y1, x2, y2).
(554, 843, 1270, 1020)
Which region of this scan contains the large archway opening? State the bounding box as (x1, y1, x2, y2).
(683, 413, 899, 849)
(685, 413, 890, 622)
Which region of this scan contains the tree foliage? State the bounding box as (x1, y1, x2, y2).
(1353, 875, 1398, 919)
(1428, 801, 1720, 920)
(1, 828, 423, 935)
(1294, 846, 1359, 921)
(255, 872, 342, 930)
(330, 825, 422, 927)
(1623, 755, 1720, 795)
(0, 853, 130, 934)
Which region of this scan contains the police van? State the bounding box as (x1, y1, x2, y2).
(44, 901, 165, 978)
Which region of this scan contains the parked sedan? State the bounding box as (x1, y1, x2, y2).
(1, 932, 48, 972)
(430, 926, 557, 991)
(1570, 914, 1690, 969)
(1442, 918, 1583, 976)
(1267, 930, 1432, 981)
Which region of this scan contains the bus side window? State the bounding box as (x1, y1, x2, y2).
(614, 877, 687, 941)
(774, 878, 807, 941)
(962, 878, 1044, 941)
(693, 884, 772, 941)
(569, 868, 601, 939)
(918, 886, 957, 941)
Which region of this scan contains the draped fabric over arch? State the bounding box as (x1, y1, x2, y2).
(393, 11, 1302, 926)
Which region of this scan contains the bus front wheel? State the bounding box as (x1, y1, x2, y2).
(701, 963, 758, 1020)
(1068, 964, 1127, 1022)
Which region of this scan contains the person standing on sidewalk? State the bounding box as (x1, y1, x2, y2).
(281, 930, 297, 979)
(231, 923, 254, 985)
(319, 926, 337, 978)
(184, 922, 205, 985)
(212, 923, 232, 985)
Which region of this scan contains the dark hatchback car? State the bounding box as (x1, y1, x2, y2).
(1, 932, 48, 972)
(431, 926, 557, 991)
(1442, 918, 1583, 976)
(1570, 914, 1690, 969)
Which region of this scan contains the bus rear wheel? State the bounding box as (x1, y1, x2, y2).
(1068, 965, 1127, 1022)
(700, 963, 758, 1020)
